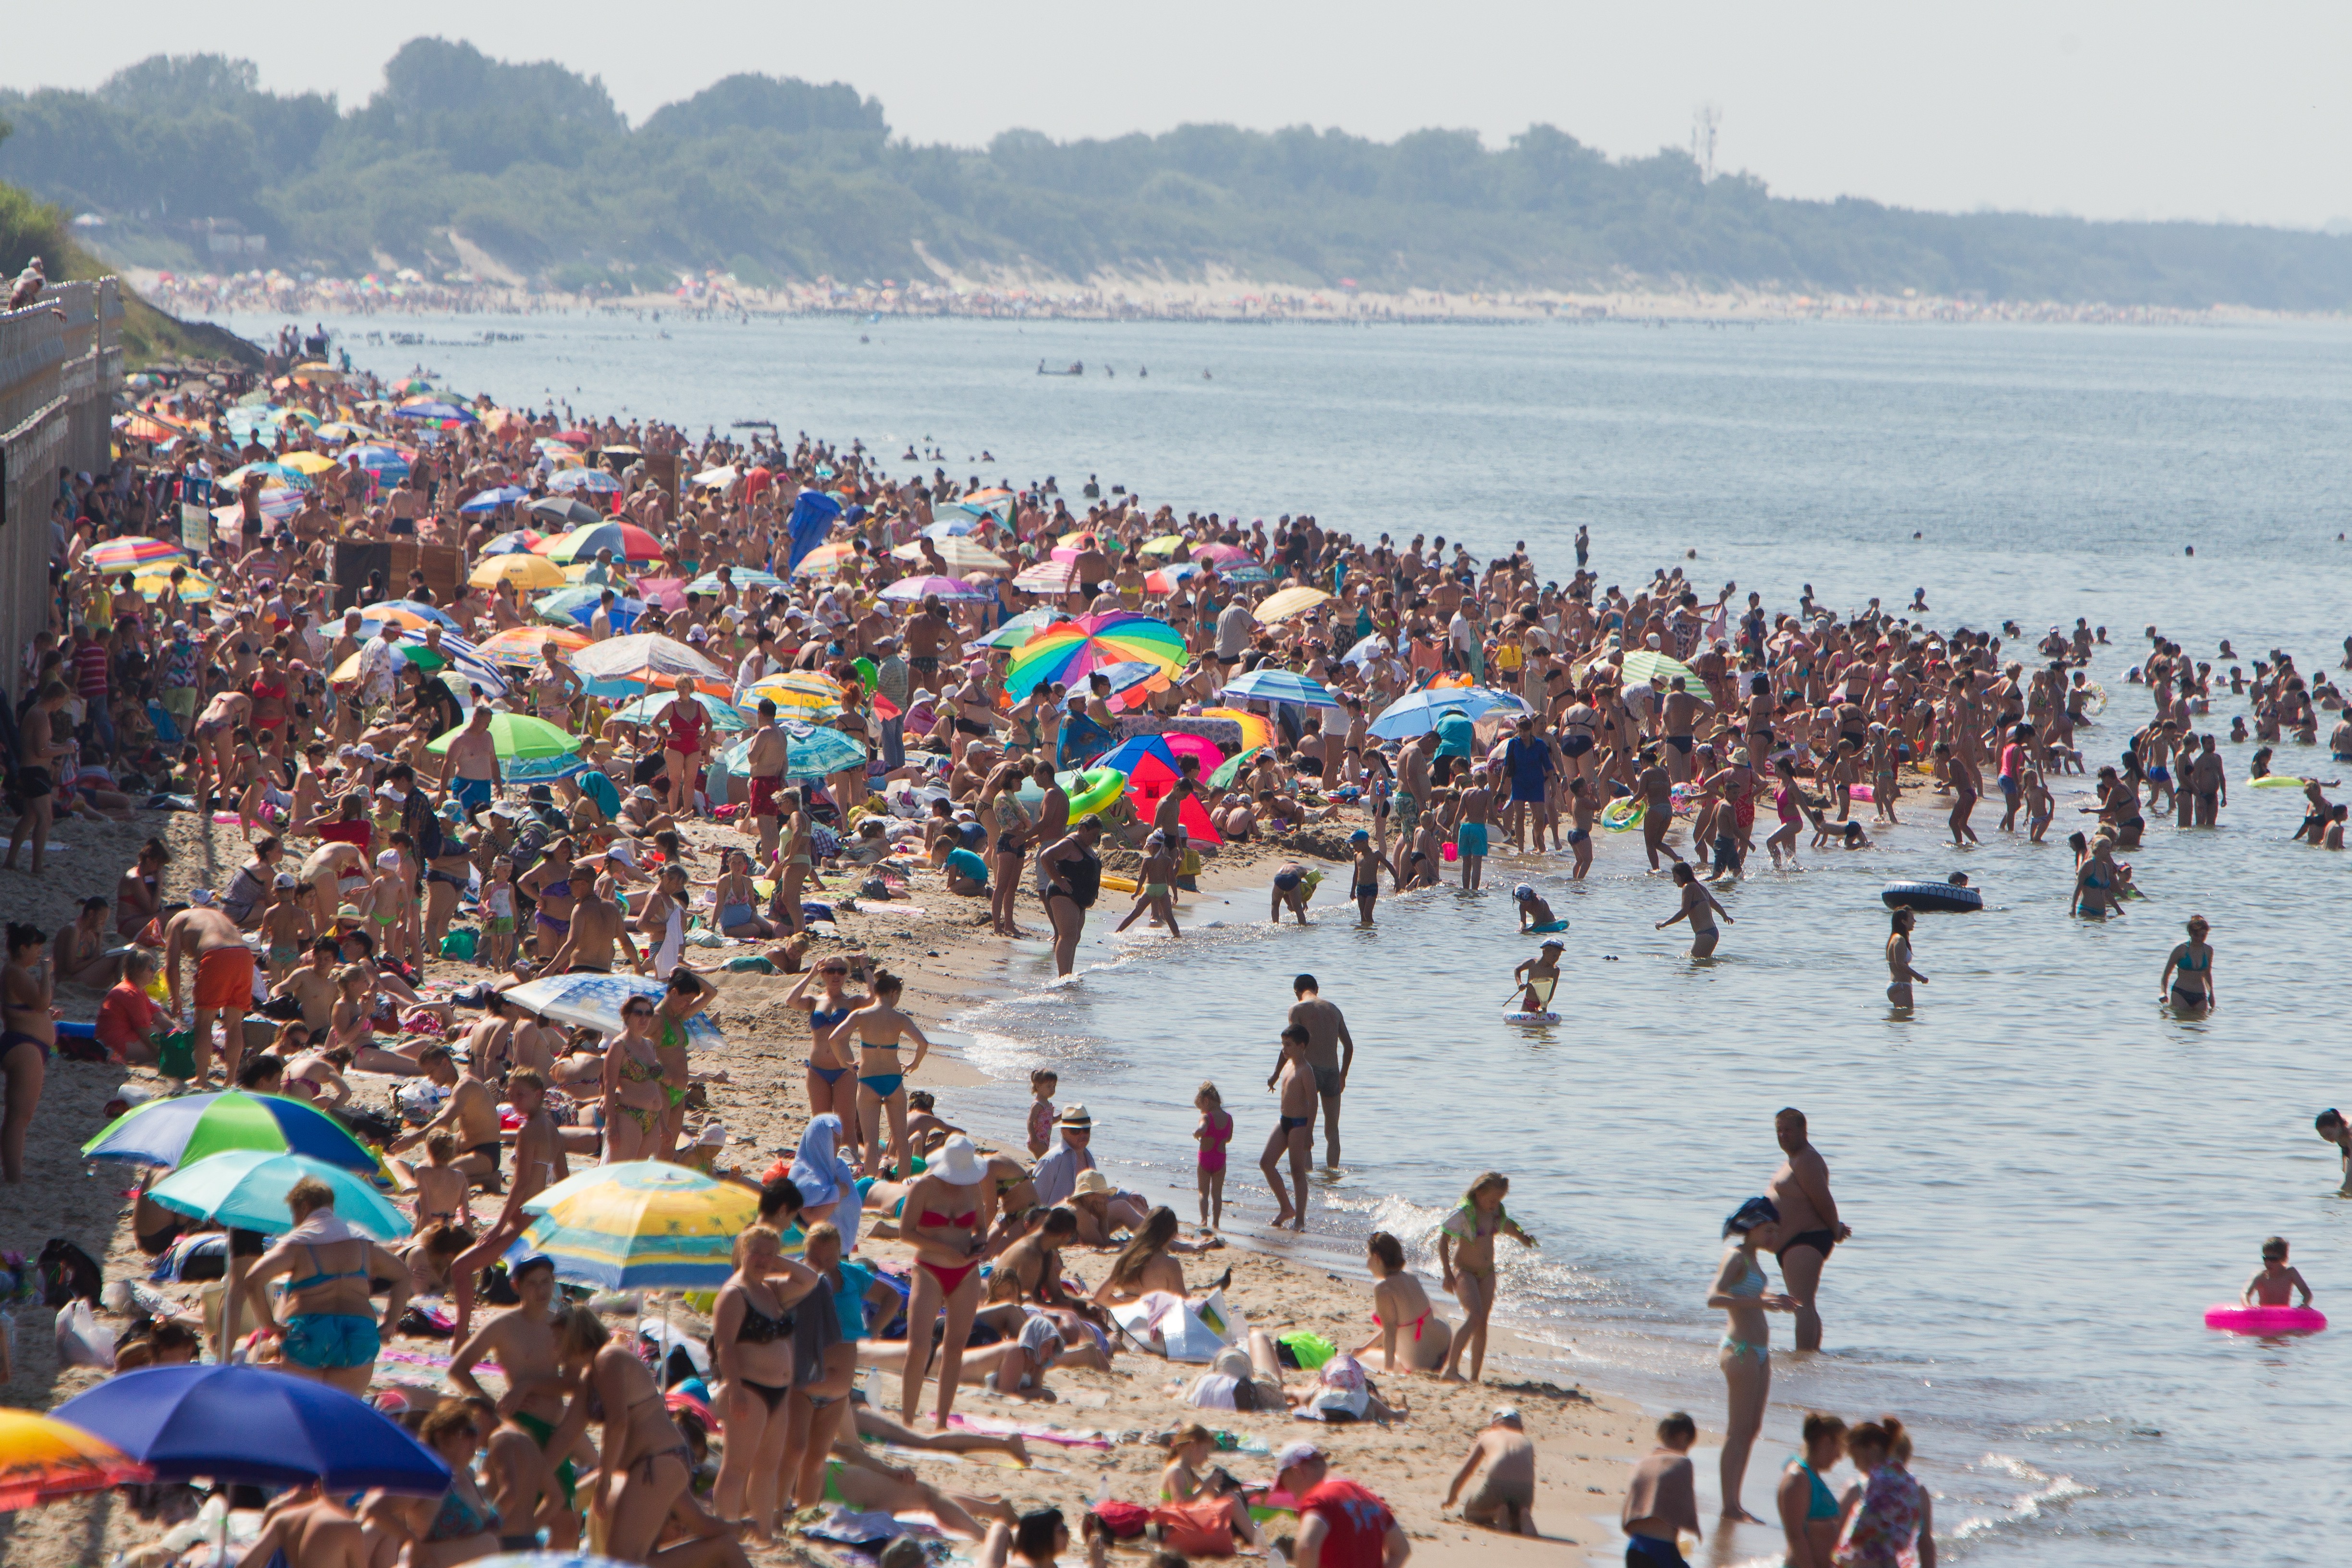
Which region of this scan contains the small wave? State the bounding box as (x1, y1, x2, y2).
(1948, 1454, 2094, 1543)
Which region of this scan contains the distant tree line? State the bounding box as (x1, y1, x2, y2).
(6, 37, 2351, 309)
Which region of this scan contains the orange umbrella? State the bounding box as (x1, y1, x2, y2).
(1198, 707, 1277, 752)
(0, 1409, 151, 1511)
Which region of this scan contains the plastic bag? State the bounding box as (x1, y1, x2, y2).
(55, 1298, 116, 1370)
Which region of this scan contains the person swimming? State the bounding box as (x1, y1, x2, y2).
(1513, 883, 1567, 934)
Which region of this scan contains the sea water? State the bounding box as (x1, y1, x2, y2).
(236, 307, 2352, 1561)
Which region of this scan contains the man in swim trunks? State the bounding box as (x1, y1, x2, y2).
(1765, 1107, 1851, 1352)
(1260, 1024, 1317, 1230)
(1659, 678, 1703, 784)
(448, 1068, 566, 1341)
(438, 703, 502, 816)
(1284, 974, 1357, 1167)
(450, 1252, 588, 1549)
(164, 895, 256, 1084)
(743, 698, 790, 860)
(1456, 766, 1494, 891)
(389, 1043, 506, 1191)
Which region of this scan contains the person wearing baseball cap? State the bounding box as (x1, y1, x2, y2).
(1274, 1441, 1407, 1568)
(1443, 1407, 1539, 1537)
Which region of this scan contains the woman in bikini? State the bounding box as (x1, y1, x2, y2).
(896, 1135, 991, 1429)
(2159, 914, 2217, 1012)
(1, 923, 54, 1184)
(1439, 1170, 1537, 1384)
(520, 837, 578, 962)
(1777, 1411, 1848, 1568)
(711, 849, 772, 940)
(980, 760, 1033, 938)
(770, 789, 815, 935)
(1709, 1195, 1798, 1524)
(787, 959, 868, 1168)
(557, 1305, 725, 1564)
(1353, 1229, 1453, 1375)
(247, 1177, 414, 1396)
(844, 970, 931, 1180)
(650, 967, 715, 1159)
(600, 997, 669, 1163)
(710, 1224, 824, 1539)
(1657, 861, 1734, 959)
(1089, 1206, 1227, 1308)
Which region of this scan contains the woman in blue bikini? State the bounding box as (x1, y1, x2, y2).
(842, 970, 931, 1179)
(1776, 1411, 1848, 1568)
(786, 957, 868, 1166)
(1708, 1196, 1798, 1524)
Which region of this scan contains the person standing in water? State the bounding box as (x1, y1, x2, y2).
(1439, 1170, 1537, 1384)
(1621, 1412, 1701, 1568)
(1709, 1196, 1796, 1525)
(1657, 862, 1732, 958)
(2158, 915, 2216, 1011)
(1885, 909, 1927, 1011)
(1285, 974, 1355, 1167)
(1767, 1108, 1850, 1353)
(1511, 940, 1564, 1016)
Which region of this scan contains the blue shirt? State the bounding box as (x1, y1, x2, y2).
(946, 847, 990, 887)
(832, 1260, 876, 1341)
(1505, 734, 1554, 792)
(1435, 712, 1475, 760)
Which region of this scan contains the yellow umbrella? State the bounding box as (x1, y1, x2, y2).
(0, 1409, 151, 1510)
(277, 451, 340, 475)
(471, 554, 568, 590)
(1253, 586, 1335, 623)
(1137, 534, 1188, 557)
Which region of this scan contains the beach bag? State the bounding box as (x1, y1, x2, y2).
(156, 1029, 196, 1081)
(1150, 1498, 1241, 1556)
(1088, 1501, 1150, 1541)
(55, 1298, 116, 1370)
(440, 927, 478, 961)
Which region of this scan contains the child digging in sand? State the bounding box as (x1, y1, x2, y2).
(1193, 1082, 1233, 1231)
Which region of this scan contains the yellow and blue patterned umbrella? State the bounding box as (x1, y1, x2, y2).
(506, 1161, 750, 1288)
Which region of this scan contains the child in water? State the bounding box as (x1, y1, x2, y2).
(2243, 1237, 2314, 1308)
(1511, 940, 1564, 1016)
(1513, 884, 1566, 934)
(1193, 1082, 1232, 1231)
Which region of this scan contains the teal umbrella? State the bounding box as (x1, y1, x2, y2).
(718, 721, 866, 779)
(147, 1150, 405, 1240)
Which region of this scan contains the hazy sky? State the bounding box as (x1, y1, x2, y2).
(9, 0, 2349, 230)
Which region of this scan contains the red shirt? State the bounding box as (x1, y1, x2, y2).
(72, 641, 110, 699)
(1299, 1479, 1395, 1568)
(96, 981, 159, 1061)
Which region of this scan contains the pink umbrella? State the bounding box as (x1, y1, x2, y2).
(1194, 542, 1259, 567)
(882, 575, 993, 602)
(634, 576, 688, 611)
(1162, 732, 1226, 774)
(1013, 559, 1085, 593)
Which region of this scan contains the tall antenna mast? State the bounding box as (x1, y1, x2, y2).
(1691, 103, 1721, 182)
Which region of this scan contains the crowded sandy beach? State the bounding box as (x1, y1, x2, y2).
(1, 330, 2344, 1568)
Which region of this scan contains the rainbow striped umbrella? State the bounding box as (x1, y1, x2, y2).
(85, 537, 186, 574)
(0, 1410, 151, 1511)
(507, 1160, 753, 1288)
(1004, 611, 1188, 700)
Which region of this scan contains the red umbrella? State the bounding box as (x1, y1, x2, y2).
(556, 427, 595, 446)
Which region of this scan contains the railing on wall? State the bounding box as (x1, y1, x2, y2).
(0, 277, 122, 698)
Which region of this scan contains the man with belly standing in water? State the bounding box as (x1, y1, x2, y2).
(1767, 1107, 1850, 1352)
(1286, 974, 1356, 1168)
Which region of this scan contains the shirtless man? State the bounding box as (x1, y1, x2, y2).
(1766, 1107, 1851, 1352)
(1636, 751, 1682, 871)
(389, 1044, 506, 1189)
(164, 895, 256, 1083)
(1395, 735, 1434, 870)
(902, 598, 949, 694)
(270, 937, 343, 1033)
(1259, 1024, 1317, 1230)
(743, 698, 790, 860)
(2187, 734, 2229, 828)
(460, 992, 521, 1084)
(1659, 678, 1703, 784)
(439, 704, 503, 816)
(449, 1252, 589, 1550)
(546, 876, 640, 975)
(449, 1068, 567, 1341)
(1285, 972, 1357, 1167)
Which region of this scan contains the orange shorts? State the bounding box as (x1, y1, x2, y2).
(194, 946, 256, 1012)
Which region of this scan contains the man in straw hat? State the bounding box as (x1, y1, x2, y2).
(1030, 1102, 1097, 1205)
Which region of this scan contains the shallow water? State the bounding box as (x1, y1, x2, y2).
(243, 307, 2352, 1561)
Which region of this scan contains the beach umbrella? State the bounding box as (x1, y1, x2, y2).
(1197, 707, 1278, 752)
(224, 462, 310, 491)
(922, 514, 981, 539)
(508, 1160, 753, 1289)
(1221, 564, 1274, 585)
(741, 670, 845, 720)
(0, 1409, 151, 1511)
(881, 574, 992, 603)
(148, 1150, 407, 1240)
(690, 464, 739, 489)
(341, 445, 411, 479)
(82, 1091, 377, 1173)
(479, 527, 547, 554)
(392, 400, 478, 427)
(1341, 634, 1392, 667)
(1161, 731, 1227, 774)
(52, 1367, 449, 1492)
(425, 711, 580, 761)
(540, 521, 663, 565)
(356, 598, 461, 632)
(85, 545, 184, 583)
(1616, 649, 1709, 694)
(1137, 534, 1189, 558)
(475, 626, 590, 666)
(1253, 586, 1334, 623)
(719, 721, 865, 780)
(1012, 559, 1084, 594)
(572, 633, 727, 695)
(1367, 685, 1530, 740)
(1095, 659, 1174, 710)
(632, 576, 688, 612)
(133, 569, 215, 604)
(609, 689, 748, 734)
(1209, 745, 1269, 790)
(1222, 668, 1344, 709)
(1143, 563, 1202, 594)
(1193, 542, 1258, 567)
(275, 450, 339, 476)
(392, 377, 436, 395)
(1004, 610, 1188, 700)
(1095, 736, 1223, 845)
(792, 541, 857, 577)
(982, 608, 1072, 649)
(686, 569, 784, 596)
(545, 467, 621, 496)
(892, 537, 1009, 574)
(501, 974, 725, 1048)
(471, 553, 567, 590)
(535, 588, 644, 632)
(524, 496, 601, 529)
(552, 426, 594, 446)
(331, 631, 510, 698)
(459, 485, 529, 515)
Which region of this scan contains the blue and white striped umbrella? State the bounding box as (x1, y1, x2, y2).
(1367, 685, 1530, 739)
(686, 569, 784, 596)
(1221, 668, 1345, 710)
(500, 974, 725, 1047)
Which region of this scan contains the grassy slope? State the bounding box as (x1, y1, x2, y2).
(1, 178, 260, 368)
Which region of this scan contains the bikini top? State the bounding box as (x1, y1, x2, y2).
(1727, 1253, 1767, 1298)
(734, 1285, 795, 1344)
(2179, 946, 2212, 972)
(808, 1005, 854, 1030)
(619, 1045, 664, 1083)
(919, 1208, 978, 1231)
(427, 1479, 498, 1543)
(1791, 1458, 1839, 1520)
(291, 1243, 369, 1292)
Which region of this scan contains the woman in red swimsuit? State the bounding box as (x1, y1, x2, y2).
(896, 1134, 991, 1428)
(661, 676, 712, 818)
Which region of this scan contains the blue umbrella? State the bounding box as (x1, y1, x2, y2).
(148, 1150, 408, 1240)
(81, 1091, 378, 1172)
(1367, 685, 1531, 740)
(502, 974, 726, 1048)
(460, 485, 528, 514)
(686, 569, 784, 596)
(342, 445, 411, 480)
(718, 722, 867, 780)
(547, 467, 621, 495)
(52, 1367, 450, 1491)
(479, 528, 546, 554)
(1221, 668, 1345, 710)
(538, 588, 645, 633)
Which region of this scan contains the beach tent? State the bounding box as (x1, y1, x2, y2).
(1100, 735, 1222, 846)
